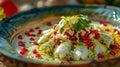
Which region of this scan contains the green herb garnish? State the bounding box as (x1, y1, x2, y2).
(72, 15, 91, 31)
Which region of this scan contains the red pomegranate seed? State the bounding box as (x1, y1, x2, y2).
(73, 41, 78, 45)
(46, 22, 52, 26)
(110, 51, 116, 56)
(84, 32, 89, 38)
(113, 45, 119, 49)
(78, 32, 88, 38)
(54, 31, 57, 35)
(38, 29, 42, 34)
(100, 21, 108, 26)
(110, 44, 120, 49)
(25, 32, 31, 36)
(83, 39, 89, 44)
(20, 48, 27, 55)
(18, 35, 23, 40)
(94, 30, 99, 33)
(29, 29, 34, 32)
(20, 50, 27, 55)
(90, 30, 94, 34)
(98, 53, 103, 58)
(78, 32, 86, 39)
(94, 33, 100, 39)
(65, 32, 72, 37)
(18, 41, 25, 47)
(30, 37, 34, 41)
(35, 54, 42, 58)
(33, 41, 39, 45)
(105, 28, 110, 32)
(32, 49, 37, 54)
(114, 28, 118, 32)
(60, 61, 64, 64)
(88, 42, 93, 48)
(117, 31, 120, 35)
(66, 57, 73, 62)
(90, 30, 98, 34)
(69, 36, 76, 41)
(55, 40, 61, 46)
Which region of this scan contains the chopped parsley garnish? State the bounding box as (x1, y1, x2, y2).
(72, 15, 91, 31)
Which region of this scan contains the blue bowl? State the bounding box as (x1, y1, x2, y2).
(0, 5, 120, 66)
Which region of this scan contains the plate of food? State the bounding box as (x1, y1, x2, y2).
(0, 5, 120, 67)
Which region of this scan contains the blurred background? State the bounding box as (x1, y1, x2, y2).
(0, 0, 120, 17)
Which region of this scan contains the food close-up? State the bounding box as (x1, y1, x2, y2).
(1, 0, 120, 67)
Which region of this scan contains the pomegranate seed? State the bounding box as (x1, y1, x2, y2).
(83, 39, 89, 44)
(91, 30, 98, 34)
(110, 44, 120, 49)
(18, 35, 23, 40)
(66, 57, 73, 62)
(18, 41, 25, 47)
(88, 42, 93, 48)
(29, 29, 34, 32)
(84, 32, 89, 38)
(105, 28, 110, 32)
(54, 31, 57, 35)
(60, 61, 64, 64)
(20, 48, 27, 55)
(55, 40, 61, 46)
(46, 22, 51, 26)
(35, 54, 42, 58)
(38, 29, 42, 34)
(73, 41, 78, 45)
(110, 51, 116, 56)
(90, 30, 94, 34)
(25, 32, 31, 36)
(117, 31, 120, 35)
(94, 33, 100, 39)
(65, 32, 72, 37)
(100, 21, 108, 26)
(32, 49, 37, 54)
(113, 45, 119, 49)
(94, 30, 99, 33)
(78, 32, 86, 40)
(114, 28, 118, 32)
(98, 53, 103, 58)
(30, 37, 34, 41)
(33, 41, 39, 45)
(69, 36, 76, 41)
(20, 50, 27, 55)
